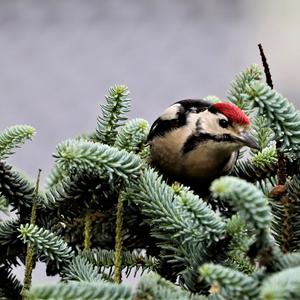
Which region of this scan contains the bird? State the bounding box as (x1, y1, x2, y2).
(147, 99, 259, 194)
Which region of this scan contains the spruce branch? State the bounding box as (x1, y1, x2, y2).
(81, 248, 158, 277)
(135, 273, 207, 300)
(273, 252, 300, 271)
(286, 174, 300, 221)
(2, 60, 300, 299)
(176, 186, 226, 242)
(233, 152, 297, 187)
(211, 176, 272, 230)
(0, 217, 25, 265)
(225, 215, 256, 274)
(43, 168, 110, 212)
(199, 263, 259, 300)
(251, 115, 275, 150)
(228, 64, 263, 110)
(232, 156, 277, 183)
(28, 281, 132, 300)
(204, 95, 221, 103)
(0, 266, 23, 300)
(270, 190, 294, 253)
(139, 145, 151, 161)
(18, 224, 74, 263)
(243, 82, 300, 153)
(62, 255, 103, 282)
(0, 161, 36, 211)
(259, 177, 278, 196)
(128, 169, 225, 291)
(45, 164, 66, 188)
(260, 266, 300, 300)
(270, 175, 300, 252)
(0, 125, 35, 159)
(114, 118, 149, 153)
(96, 85, 130, 145)
(54, 139, 142, 180)
(251, 145, 277, 169)
(0, 195, 8, 212)
(0, 217, 20, 246)
(129, 168, 225, 245)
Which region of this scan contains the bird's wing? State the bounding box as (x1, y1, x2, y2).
(147, 99, 211, 142)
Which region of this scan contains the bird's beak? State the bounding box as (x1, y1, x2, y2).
(236, 132, 260, 150)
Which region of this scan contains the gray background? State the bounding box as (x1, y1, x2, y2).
(1, 0, 300, 284)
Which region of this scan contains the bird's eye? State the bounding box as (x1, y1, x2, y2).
(219, 119, 229, 128)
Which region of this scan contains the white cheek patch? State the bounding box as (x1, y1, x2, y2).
(160, 103, 181, 120)
(197, 111, 229, 135)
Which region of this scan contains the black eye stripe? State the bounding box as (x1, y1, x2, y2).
(182, 133, 234, 154)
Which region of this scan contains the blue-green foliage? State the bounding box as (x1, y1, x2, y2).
(55, 139, 143, 180)
(129, 168, 225, 245)
(114, 118, 149, 153)
(28, 281, 132, 300)
(80, 248, 158, 277)
(260, 266, 300, 300)
(228, 64, 262, 111)
(211, 176, 271, 230)
(135, 273, 207, 300)
(96, 85, 130, 145)
(18, 224, 74, 263)
(229, 64, 300, 154)
(199, 263, 259, 300)
(62, 256, 104, 282)
(244, 82, 300, 153)
(0, 125, 35, 159)
(0, 70, 299, 300)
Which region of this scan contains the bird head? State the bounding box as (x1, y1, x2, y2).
(195, 102, 259, 151)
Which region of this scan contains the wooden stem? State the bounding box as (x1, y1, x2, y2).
(22, 169, 41, 300)
(114, 192, 124, 283)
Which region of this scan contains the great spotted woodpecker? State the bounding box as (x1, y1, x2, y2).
(147, 99, 259, 194)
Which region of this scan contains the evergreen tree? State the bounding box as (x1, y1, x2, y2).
(1, 61, 300, 300)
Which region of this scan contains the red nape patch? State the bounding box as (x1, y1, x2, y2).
(212, 102, 250, 125)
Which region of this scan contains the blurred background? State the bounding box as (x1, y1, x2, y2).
(1, 0, 300, 283)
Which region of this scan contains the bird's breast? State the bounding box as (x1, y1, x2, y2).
(181, 141, 237, 180)
(150, 128, 238, 183)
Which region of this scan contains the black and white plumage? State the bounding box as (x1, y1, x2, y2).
(147, 99, 259, 194)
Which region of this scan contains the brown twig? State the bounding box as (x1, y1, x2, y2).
(276, 142, 288, 185)
(22, 169, 42, 300)
(258, 43, 287, 184)
(258, 44, 292, 253)
(114, 192, 124, 283)
(258, 43, 274, 89)
(84, 210, 92, 250)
